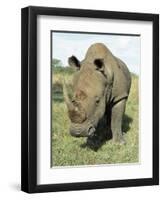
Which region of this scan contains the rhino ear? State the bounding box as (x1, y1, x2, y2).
(94, 58, 105, 71)
(68, 56, 80, 69)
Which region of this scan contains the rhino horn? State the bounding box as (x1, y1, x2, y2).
(62, 79, 74, 111)
(62, 79, 86, 123)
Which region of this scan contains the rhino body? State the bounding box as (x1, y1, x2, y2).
(63, 43, 131, 144)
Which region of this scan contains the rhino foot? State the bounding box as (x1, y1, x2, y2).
(113, 135, 126, 145)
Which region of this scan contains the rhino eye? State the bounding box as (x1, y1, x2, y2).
(95, 97, 100, 104)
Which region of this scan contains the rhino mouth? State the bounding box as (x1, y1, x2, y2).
(70, 122, 96, 137)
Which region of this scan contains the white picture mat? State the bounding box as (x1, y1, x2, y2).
(37, 15, 153, 185)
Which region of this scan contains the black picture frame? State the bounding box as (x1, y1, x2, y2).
(21, 6, 159, 193)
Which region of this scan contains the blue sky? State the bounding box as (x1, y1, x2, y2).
(52, 32, 140, 75)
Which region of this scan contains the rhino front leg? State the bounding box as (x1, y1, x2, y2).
(111, 99, 127, 144)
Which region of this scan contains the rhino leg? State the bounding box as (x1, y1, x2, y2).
(111, 99, 127, 144)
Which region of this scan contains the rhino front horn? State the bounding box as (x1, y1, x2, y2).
(62, 79, 86, 123)
(62, 79, 74, 111)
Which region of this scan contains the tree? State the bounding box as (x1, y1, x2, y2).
(52, 58, 63, 69)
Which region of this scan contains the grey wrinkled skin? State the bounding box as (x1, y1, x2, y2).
(63, 43, 131, 144)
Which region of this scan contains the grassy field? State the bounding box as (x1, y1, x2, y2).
(51, 67, 139, 167)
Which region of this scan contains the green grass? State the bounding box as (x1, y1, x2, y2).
(51, 68, 139, 166)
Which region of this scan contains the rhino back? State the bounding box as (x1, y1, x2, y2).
(84, 43, 131, 103)
(85, 43, 115, 62)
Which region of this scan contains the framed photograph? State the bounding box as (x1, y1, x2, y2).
(21, 6, 159, 193)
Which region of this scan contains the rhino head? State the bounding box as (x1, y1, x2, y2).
(63, 55, 113, 137)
